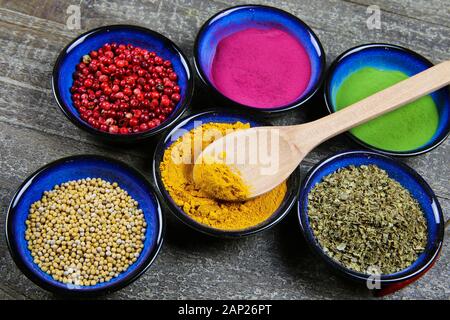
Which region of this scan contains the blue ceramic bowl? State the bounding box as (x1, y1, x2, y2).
(298, 150, 444, 292)
(194, 5, 326, 113)
(6, 155, 164, 295)
(153, 110, 300, 237)
(52, 25, 194, 143)
(324, 43, 450, 156)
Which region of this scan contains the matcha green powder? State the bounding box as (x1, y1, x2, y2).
(335, 67, 439, 151)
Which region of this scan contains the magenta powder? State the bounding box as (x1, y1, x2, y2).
(211, 27, 312, 108)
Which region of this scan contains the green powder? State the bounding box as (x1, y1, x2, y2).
(335, 67, 439, 151)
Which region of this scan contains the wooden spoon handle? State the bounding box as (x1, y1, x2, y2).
(303, 60, 450, 147)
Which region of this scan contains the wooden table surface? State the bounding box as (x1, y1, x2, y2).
(0, 0, 448, 300)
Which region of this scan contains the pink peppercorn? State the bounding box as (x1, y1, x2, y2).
(71, 43, 181, 134)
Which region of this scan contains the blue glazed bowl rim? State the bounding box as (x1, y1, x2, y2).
(5, 154, 165, 295)
(323, 43, 450, 157)
(297, 149, 445, 284)
(193, 4, 326, 113)
(51, 24, 194, 142)
(152, 109, 301, 238)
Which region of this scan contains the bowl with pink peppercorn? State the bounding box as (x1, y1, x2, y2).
(52, 25, 194, 143)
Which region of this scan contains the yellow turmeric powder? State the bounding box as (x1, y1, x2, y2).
(193, 153, 251, 201)
(160, 122, 287, 230)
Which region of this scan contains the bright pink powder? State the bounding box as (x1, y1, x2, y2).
(211, 27, 311, 109)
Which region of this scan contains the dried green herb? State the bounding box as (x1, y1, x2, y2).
(307, 164, 427, 274)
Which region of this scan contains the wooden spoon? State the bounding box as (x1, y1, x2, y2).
(193, 60, 450, 200)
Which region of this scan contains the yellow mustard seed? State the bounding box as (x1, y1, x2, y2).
(25, 178, 146, 286)
(160, 122, 287, 230)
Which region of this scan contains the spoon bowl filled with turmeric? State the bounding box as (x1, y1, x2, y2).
(153, 110, 300, 237)
(297, 150, 445, 293)
(324, 44, 450, 156)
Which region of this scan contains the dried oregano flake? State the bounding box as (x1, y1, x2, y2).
(307, 164, 427, 274)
